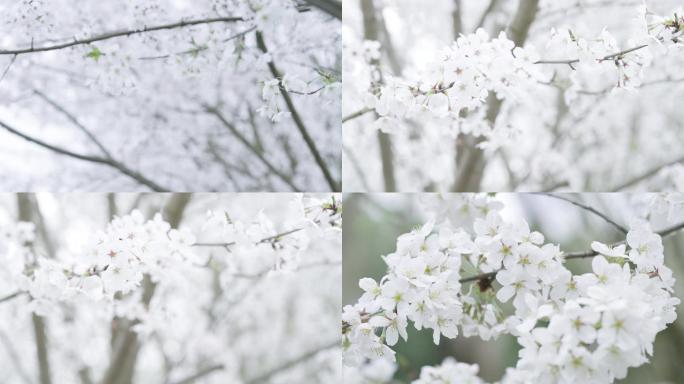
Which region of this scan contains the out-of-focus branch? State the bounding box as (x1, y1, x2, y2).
(102, 194, 192, 384)
(0, 330, 33, 384)
(361, 0, 396, 192)
(452, 0, 463, 37)
(170, 364, 225, 384)
(534, 193, 628, 234)
(0, 17, 245, 56)
(342, 107, 373, 123)
(611, 154, 684, 191)
(244, 339, 339, 384)
(0, 120, 168, 191)
(535, 44, 649, 67)
(33, 89, 113, 159)
(255, 31, 339, 191)
(475, 0, 500, 31)
(452, 0, 539, 191)
(205, 106, 301, 191)
(0, 291, 23, 303)
(303, 0, 342, 20)
(17, 194, 52, 384)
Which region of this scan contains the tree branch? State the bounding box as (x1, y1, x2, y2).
(342, 107, 373, 123)
(0, 17, 244, 56)
(205, 106, 301, 191)
(0, 119, 168, 191)
(535, 44, 649, 66)
(101, 195, 192, 384)
(611, 154, 684, 191)
(32, 88, 114, 159)
(533, 193, 628, 234)
(255, 31, 339, 191)
(361, 0, 396, 192)
(303, 0, 342, 20)
(0, 291, 23, 303)
(194, 228, 304, 248)
(460, 221, 684, 283)
(244, 339, 339, 384)
(452, 0, 539, 191)
(17, 194, 52, 384)
(169, 364, 225, 384)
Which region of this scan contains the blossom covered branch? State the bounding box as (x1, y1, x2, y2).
(343, 193, 683, 383)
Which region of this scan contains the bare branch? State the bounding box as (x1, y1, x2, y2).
(255, 31, 339, 191)
(0, 17, 245, 56)
(170, 364, 225, 384)
(0, 119, 168, 191)
(535, 44, 649, 66)
(0, 291, 23, 303)
(32, 88, 114, 159)
(194, 227, 304, 248)
(534, 193, 628, 234)
(244, 339, 339, 384)
(17, 194, 52, 384)
(303, 0, 342, 20)
(205, 106, 301, 192)
(612, 154, 684, 191)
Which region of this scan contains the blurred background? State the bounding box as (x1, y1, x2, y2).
(343, 193, 684, 383)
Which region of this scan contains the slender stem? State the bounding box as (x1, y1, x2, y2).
(535, 44, 649, 66)
(533, 193, 628, 234)
(0, 17, 244, 56)
(194, 227, 304, 248)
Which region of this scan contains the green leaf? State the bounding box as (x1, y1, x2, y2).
(85, 47, 103, 62)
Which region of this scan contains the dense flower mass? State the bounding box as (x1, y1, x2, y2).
(0, 0, 341, 191)
(343, 194, 681, 384)
(343, 1, 684, 192)
(0, 194, 341, 383)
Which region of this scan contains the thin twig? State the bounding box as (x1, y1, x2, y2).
(342, 108, 373, 124)
(170, 364, 225, 384)
(138, 26, 256, 60)
(0, 54, 17, 83)
(255, 31, 339, 191)
(0, 291, 23, 303)
(0, 120, 168, 191)
(0, 17, 245, 56)
(533, 193, 628, 234)
(535, 44, 649, 66)
(611, 154, 684, 191)
(303, 0, 342, 20)
(194, 227, 304, 248)
(244, 339, 339, 384)
(32, 88, 114, 159)
(204, 106, 301, 192)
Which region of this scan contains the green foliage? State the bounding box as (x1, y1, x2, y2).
(85, 46, 103, 62)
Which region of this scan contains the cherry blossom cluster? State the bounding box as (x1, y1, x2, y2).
(366, 29, 541, 136)
(359, 6, 682, 142)
(1, 194, 341, 316)
(343, 194, 680, 383)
